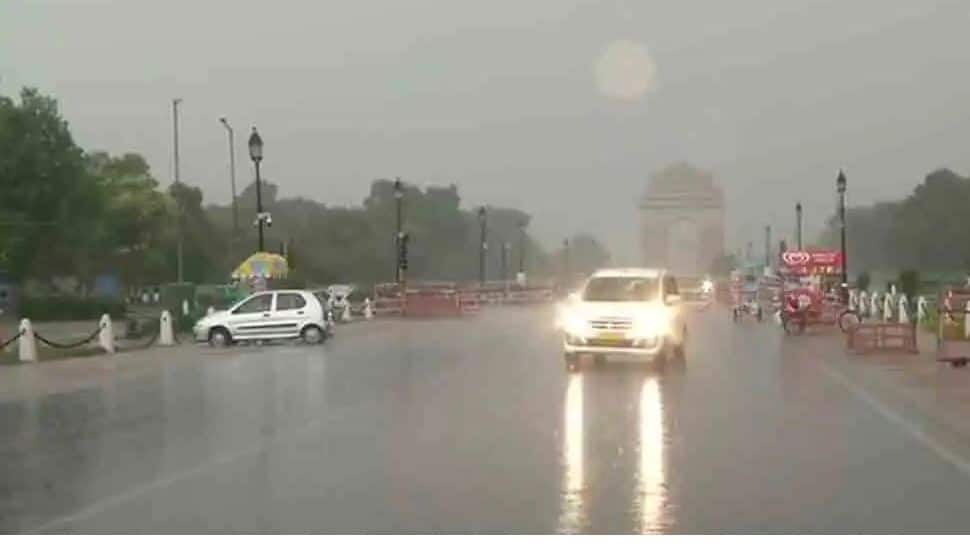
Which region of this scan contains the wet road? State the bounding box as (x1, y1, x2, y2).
(3, 306, 970, 533)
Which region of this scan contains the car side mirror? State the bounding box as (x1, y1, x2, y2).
(664, 294, 682, 305)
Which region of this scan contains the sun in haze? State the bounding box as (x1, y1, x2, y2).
(594, 40, 658, 101)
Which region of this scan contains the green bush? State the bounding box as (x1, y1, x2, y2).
(899, 270, 921, 300)
(19, 296, 127, 321)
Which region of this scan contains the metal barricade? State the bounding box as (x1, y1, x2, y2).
(846, 323, 918, 354)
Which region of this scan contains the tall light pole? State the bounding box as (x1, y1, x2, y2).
(219, 117, 239, 262)
(764, 224, 771, 269)
(795, 202, 803, 250)
(172, 98, 184, 283)
(394, 178, 404, 284)
(248, 127, 265, 252)
(563, 238, 571, 286)
(837, 169, 848, 303)
(518, 219, 527, 279)
(502, 241, 510, 284)
(478, 206, 487, 286)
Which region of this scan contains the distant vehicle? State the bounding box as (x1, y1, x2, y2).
(193, 290, 330, 347)
(557, 268, 687, 371)
(318, 284, 356, 319)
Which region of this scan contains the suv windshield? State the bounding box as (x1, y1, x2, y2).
(582, 277, 659, 302)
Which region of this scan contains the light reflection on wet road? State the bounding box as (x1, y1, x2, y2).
(3, 306, 970, 533)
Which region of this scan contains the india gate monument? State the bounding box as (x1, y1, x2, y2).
(640, 162, 725, 276)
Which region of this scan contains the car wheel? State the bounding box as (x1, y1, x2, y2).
(208, 327, 232, 348)
(301, 325, 325, 345)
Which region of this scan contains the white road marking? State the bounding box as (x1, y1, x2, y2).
(820, 361, 970, 479)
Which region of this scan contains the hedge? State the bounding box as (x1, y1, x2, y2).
(18, 296, 127, 321)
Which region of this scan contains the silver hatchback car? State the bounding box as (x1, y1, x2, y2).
(193, 290, 330, 346)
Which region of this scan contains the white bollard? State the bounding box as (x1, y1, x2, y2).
(898, 294, 909, 324)
(181, 299, 190, 316)
(207, 306, 215, 317)
(858, 291, 868, 318)
(98, 313, 115, 354)
(891, 284, 897, 297)
(883, 293, 894, 322)
(159, 310, 175, 346)
(964, 301, 970, 339)
(870, 292, 881, 320)
(363, 298, 373, 320)
(917, 296, 928, 324)
(848, 290, 857, 312)
(341, 303, 352, 323)
(18, 318, 37, 362)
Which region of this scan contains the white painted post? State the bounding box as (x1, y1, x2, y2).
(917, 296, 928, 324)
(858, 291, 868, 318)
(848, 289, 857, 311)
(870, 292, 881, 320)
(897, 294, 909, 324)
(159, 310, 175, 346)
(891, 284, 897, 297)
(883, 293, 894, 322)
(18, 319, 37, 363)
(341, 303, 352, 323)
(181, 299, 190, 316)
(363, 298, 373, 320)
(964, 301, 970, 339)
(98, 314, 115, 354)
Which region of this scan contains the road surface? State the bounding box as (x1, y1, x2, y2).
(3, 306, 970, 533)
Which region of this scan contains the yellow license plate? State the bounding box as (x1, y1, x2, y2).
(598, 330, 626, 340)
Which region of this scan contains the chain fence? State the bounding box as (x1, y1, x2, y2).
(0, 331, 23, 351)
(33, 324, 104, 350)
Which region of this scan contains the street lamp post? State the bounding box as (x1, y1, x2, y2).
(837, 169, 848, 303)
(518, 220, 527, 278)
(394, 178, 404, 284)
(172, 98, 184, 283)
(764, 224, 771, 270)
(478, 207, 487, 286)
(248, 127, 265, 252)
(219, 118, 239, 254)
(795, 202, 803, 250)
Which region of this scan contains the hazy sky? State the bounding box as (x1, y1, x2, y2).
(4, 0, 970, 263)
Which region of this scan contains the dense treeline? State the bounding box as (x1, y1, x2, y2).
(1, 87, 610, 293)
(819, 168, 970, 275)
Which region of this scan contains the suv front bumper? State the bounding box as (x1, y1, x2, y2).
(563, 333, 664, 357)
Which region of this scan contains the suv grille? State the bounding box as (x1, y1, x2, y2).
(589, 317, 633, 331)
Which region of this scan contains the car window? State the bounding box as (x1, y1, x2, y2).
(582, 277, 658, 302)
(276, 293, 307, 311)
(233, 293, 273, 314)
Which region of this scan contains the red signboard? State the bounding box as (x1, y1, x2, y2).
(780, 250, 842, 276)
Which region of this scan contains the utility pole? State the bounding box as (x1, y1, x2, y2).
(795, 202, 803, 250)
(173, 98, 183, 283)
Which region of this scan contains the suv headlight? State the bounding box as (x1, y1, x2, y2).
(632, 308, 670, 338)
(557, 307, 588, 336)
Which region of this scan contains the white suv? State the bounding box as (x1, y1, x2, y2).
(193, 290, 330, 347)
(558, 268, 687, 370)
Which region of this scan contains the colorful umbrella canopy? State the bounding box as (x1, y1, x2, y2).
(232, 252, 289, 280)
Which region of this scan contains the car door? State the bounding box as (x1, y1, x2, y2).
(273, 292, 310, 338)
(226, 292, 275, 339)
